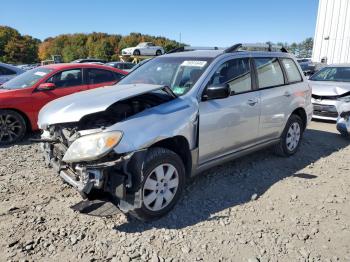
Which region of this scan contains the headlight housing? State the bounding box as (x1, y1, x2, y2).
(63, 131, 123, 163)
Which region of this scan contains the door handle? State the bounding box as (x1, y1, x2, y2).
(247, 98, 258, 106)
(284, 91, 291, 97)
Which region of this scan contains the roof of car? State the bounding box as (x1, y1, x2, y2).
(163, 49, 292, 59)
(42, 63, 128, 74)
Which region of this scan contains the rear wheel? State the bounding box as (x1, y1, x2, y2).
(156, 50, 162, 56)
(130, 147, 185, 221)
(274, 114, 303, 157)
(0, 110, 26, 145)
(133, 49, 140, 56)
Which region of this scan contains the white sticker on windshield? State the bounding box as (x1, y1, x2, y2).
(34, 71, 48, 76)
(181, 61, 207, 67)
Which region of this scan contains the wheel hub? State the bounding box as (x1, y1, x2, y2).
(143, 163, 179, 211)
(286, 122, 301, 151)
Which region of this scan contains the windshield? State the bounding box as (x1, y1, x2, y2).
(310, 67, 350, 82)
(2, 67, 53, 89)
(118, 56, 213, 96)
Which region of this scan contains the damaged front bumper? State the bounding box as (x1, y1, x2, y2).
(41, 140, 145, 213)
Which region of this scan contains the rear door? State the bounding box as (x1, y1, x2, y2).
(198, 57, 261, 164)
(86, 68, 123, 90)
(254, 57, 297, 141)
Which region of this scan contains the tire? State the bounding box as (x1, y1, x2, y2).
(133, 49, 140, 56)
(156, 50, 162, 56)
(130, 147, 186, 221)
(274, 114, 304, 157)
(0, 109, 27, 145)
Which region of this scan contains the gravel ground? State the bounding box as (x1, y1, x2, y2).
(0, 121, 349, 262)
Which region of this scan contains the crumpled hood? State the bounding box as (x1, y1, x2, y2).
(309, 81, 350, 96)
(38, 84, 164, 128)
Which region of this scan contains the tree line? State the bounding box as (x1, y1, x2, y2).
(0, 25, 314, 64)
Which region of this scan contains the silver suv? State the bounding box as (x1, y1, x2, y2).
(38, 44, 313, 221)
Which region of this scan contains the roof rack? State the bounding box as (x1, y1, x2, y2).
(224, 43, 288, 53)
(166, 46, 222, 54)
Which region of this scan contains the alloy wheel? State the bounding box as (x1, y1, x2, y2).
(286, 122, 301, 151)
(143, 163, 179, 211)
(0, 113, 23, 144)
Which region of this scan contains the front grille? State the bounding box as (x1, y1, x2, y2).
(313, 103, 338, 118)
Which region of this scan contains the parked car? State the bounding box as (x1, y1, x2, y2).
(309, 64, 350, 121)
(71, 58, 107, 64)
(0, 64, 127, 145)
(121, 42, 164, 56)
(106, 62, 136, 72)
(38, 44, 312, 221)
(0, 62, 24, 85)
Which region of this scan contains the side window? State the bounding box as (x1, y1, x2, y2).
(88, 69, 115, 84)
(0, 66, 16, 75)
(254, 58, 284, 89)
(47, 69, 82, 88)
(209, 58, 252, 94)
(281, 58, 302, 83)
(114, 72, 124, 81)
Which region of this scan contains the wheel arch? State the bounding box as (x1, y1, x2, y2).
(149, 135, 192, 178)
(291, 107, 307, 130)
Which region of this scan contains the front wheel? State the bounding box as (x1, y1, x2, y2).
(155, 50, 162, 56)
(130, 147, 185, 221)
(274, 114, 303, 157)
(0, 110, 27, 145)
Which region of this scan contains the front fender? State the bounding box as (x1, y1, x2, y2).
(110, 97, 199, 154)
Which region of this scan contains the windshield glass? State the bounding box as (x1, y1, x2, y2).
(310, 67, 350, 82)
(118, 56, 213, 96)
(2, 67, 53, 89)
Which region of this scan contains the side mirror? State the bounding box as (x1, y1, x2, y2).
(203, 84, 231, 101)
(37, 83, 56, 91)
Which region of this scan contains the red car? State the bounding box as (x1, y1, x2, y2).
(0, 63, 127, 145)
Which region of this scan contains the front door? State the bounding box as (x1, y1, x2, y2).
(31, 68, 87, 124)
(198, 57, 261, 164)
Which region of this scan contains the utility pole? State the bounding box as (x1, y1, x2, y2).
(179, 32, 182, 44)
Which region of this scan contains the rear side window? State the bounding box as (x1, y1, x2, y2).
(114, 72, 124, 81)
(88, 69, 115, 84)
(254, 58, 284, 89)
(281, 58, 302, 83)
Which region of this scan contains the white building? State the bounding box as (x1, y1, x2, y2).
(312, 0, 350, 64)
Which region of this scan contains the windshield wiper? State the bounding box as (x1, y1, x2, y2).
(162, 86, 177, 98)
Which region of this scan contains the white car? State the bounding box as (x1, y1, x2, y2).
(121, 42, 164, 56)
(0, 62, 24, 85)
(309, 64, 350, 121)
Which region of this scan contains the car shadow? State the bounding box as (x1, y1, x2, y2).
(0, 131, 41, 149)
(115, 127, 349, 232)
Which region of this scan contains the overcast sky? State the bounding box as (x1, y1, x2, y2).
(1, 0, 319, 46)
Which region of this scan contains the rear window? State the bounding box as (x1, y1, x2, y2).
(281, 58, 302, 83)
(254, 58, 284, 88)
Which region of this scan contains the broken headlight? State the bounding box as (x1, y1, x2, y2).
(62, 131, 123, 163)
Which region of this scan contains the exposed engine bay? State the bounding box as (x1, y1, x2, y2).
(40, 91, 174, 212)
(78, 92, 173, 130)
